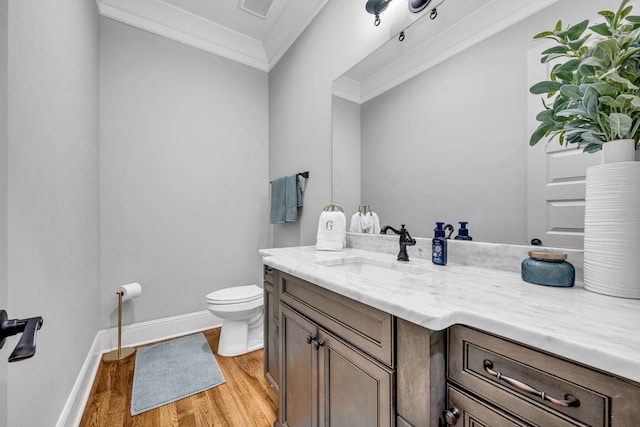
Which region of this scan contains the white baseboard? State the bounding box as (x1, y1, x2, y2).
(55, 310, 220, 427)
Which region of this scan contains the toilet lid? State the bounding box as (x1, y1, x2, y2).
(206, 284, 262, 304)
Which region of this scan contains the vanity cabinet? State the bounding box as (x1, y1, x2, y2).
(446, 325, 640, 427)
(278, 272, 395, 427)
(263, 265, 280, 390)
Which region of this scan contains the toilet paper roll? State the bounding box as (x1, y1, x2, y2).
(119, 282, 142, 301)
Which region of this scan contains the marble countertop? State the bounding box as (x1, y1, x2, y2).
(260, 246, 640, 384)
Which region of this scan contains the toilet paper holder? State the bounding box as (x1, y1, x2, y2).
(102, 282, 142, 363)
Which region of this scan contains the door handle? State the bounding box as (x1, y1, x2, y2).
(0, 310, 44, 362)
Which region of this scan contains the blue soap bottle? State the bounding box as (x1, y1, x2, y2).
(454, 221, 473, 241)
(432, 222, 447, 265)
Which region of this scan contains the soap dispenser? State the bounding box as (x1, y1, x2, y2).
(432, 222, 447, 265)
(454, 221, 473, 241)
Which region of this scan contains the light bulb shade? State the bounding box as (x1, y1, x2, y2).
(366, 0, 392, 15)
(408, 0, 431, 13)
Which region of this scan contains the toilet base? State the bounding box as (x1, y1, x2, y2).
(217, 311, 263, 357)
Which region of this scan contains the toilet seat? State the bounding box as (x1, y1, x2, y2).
(206, 284, 262, 305)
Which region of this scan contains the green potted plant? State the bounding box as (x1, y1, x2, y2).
(529, 0, 640, 161)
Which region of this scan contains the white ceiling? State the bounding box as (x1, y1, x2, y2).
(97, 0, 328, 72)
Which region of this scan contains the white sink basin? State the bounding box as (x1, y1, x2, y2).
(316, 257, 433, 282)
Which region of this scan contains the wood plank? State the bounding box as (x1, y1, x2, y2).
(79, 328, 278, 427)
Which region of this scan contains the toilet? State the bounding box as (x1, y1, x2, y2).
(206, 284, 264, 357)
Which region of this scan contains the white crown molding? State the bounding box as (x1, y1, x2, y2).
(331, 75, 362, 105)
(334, 0, 559, 104)
(264, 0, 328, 70)
(55, 310, 219, 427)
(97, 0, 327, 72)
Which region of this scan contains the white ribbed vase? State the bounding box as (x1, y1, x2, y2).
(583, 161, 640, 298)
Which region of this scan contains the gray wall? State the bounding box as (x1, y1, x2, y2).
(360, 24, 529, 243)
(0, 1, 7, 425)
(100, 18, 269, 326)
(332, 96, 361, 213)
(269, 0, 395, 247)
(5, 0, 100, 425)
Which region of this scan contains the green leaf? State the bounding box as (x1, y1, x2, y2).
(582, 86, 599, 119)
(536, 109, 555, 123)
(583, 143, 604, 153)
(589, 82, 618, 97)
(616, 94, 640, 110)
(555, 59, 580, 74)
(530, 124, 553, 146)
(560, 84, 583, 100)
(609, 113, 633, 138)
(541, 45, 569, 55)
(618, 46, 640, 63)
(581, 132, 604, 144)
(566, 132, 584, 145)
(567, 19, 589, 40)
(604, 70, 639, 90)
(530, 81, 563, 94)
(568, 35, 591, 51)
(554, 19, 563, 32)
(596, 39, 619, 60)
(556, 108, 590, 117)
(619, 5, 634, 22)
(554, 70, 575, 82)
(615, 0, 633, 26)
(533, 30, 556, 39)
(590, 22, 613, 36)
(625, 15, 640, 23)
(598, 10, 615, 27)
(599, 96, 620, 109)
(542, 53, 568, 64)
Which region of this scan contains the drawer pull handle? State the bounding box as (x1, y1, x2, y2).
(483, 359, 580, 408)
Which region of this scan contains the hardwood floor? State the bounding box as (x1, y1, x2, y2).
(79, 328, 278, 427)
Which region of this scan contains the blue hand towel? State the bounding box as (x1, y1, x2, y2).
(270, 175, 303, 224)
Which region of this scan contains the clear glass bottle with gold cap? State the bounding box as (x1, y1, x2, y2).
(521, 250, 575, 287)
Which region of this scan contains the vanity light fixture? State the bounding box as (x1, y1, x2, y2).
(366, 0, 445, 27)
(408, 0, 431, 13)
(366, 0, 393, 26)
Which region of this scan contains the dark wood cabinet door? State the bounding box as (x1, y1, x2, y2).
(318, 329, 395, 427)
(264, 281, 280, 389)
(280, 305, 319, 427)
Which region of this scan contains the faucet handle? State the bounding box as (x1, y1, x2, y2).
(8, 317, 43, 362)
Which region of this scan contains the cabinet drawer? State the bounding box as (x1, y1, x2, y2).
(263, 264, 275, 285)
(279, 272, 394, 366)
(446, 385, 532, 427)
(449, 325, 640, 427)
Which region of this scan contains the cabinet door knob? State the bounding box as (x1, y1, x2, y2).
(306, 335, 315, 344)
(442, 407, 460, 425)
(313, 339, 325, 350)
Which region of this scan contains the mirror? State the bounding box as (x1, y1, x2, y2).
(332, 0, 610, 248)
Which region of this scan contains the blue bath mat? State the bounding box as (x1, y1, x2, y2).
(131, 332, 225, 415)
